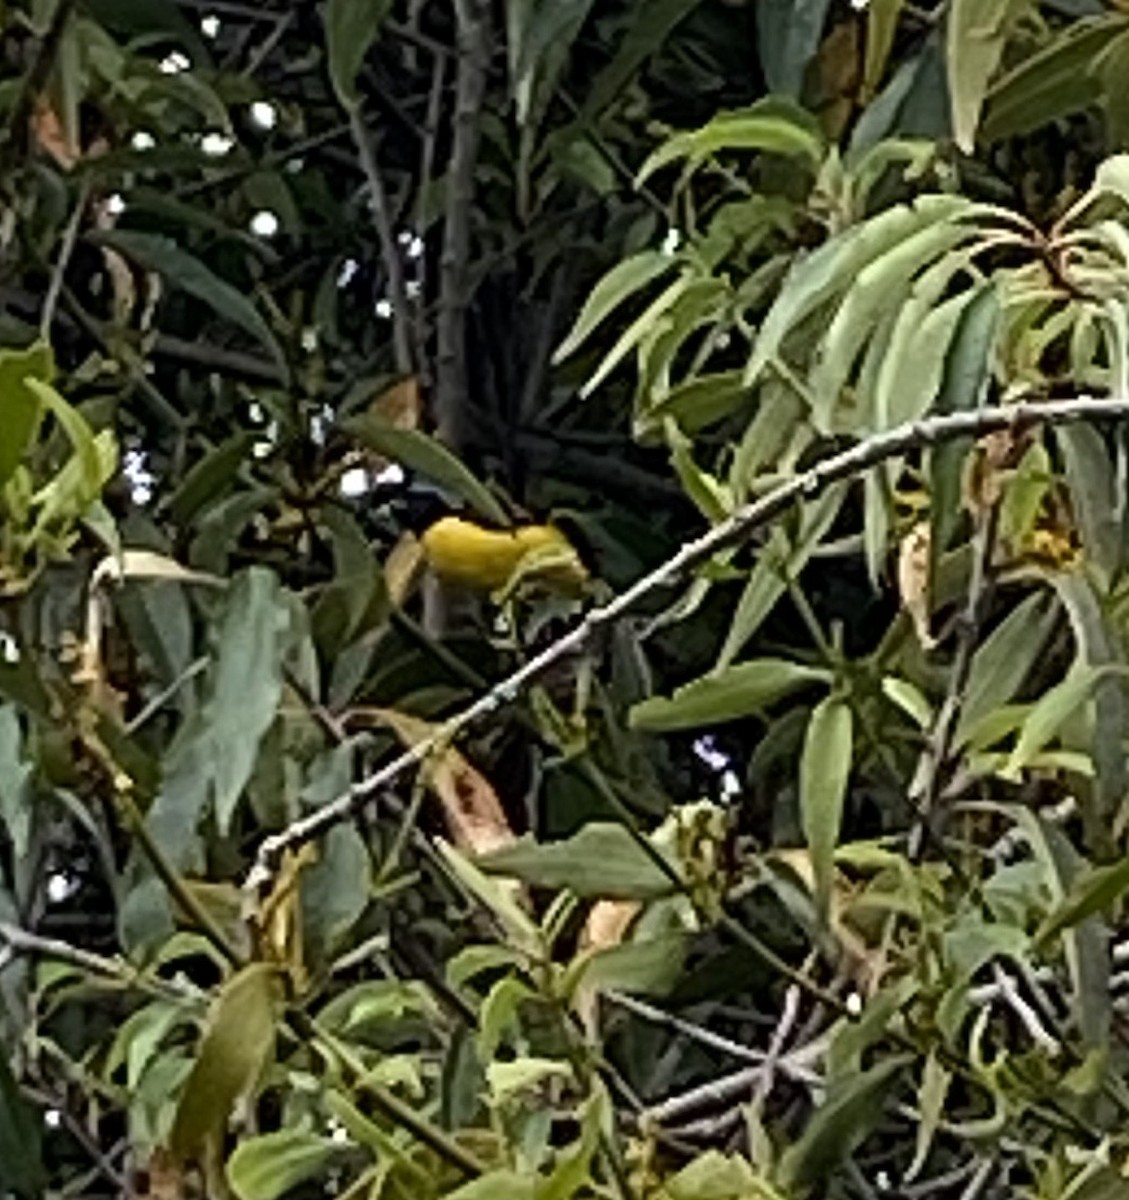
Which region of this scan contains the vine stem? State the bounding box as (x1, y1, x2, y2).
(243, 396, 1129, 900)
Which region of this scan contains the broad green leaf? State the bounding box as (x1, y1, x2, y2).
(667, 1151, 780, 1200)
(947, 0, 1033, 152)
(0, 343, 53, 487)
(717, 483, 846, 668)
(25, 380, 107, 512)
(446, 1172, 536, 1200)
(488, 1057, 571, 1103)
(643, 371, 751, 435)
(167, 431, 256, 525)
(779, 1056, 912, 1190)
(325, 0, 393, 108)
(301, 825, 372, 956)
(170, 963, 280, 1161)
(227, 1130, 340, 1200)
(746, 195, 973, 390)
(0, 1040, 43, 1199)
(955, 591, 1058, 745)
(981, 16, 1129, 143)
(343, 415, 509, 526)
(1059, 423, 1121, 581)
(756, 0, 834, 98)
(480, 824, 674, 899)
(1002, 664, 1114, 780)
(882, 677, 933, 728)
(801, 695, 854, 920)
(208, 569, 292, 834)
(569, 933, 686, 998)
(636, 102, 824, 184)
(864, 0, 908, 96)
(554, 252, 678, 363)
(630, 660, 831, 733)
(95, 231, 288, 379)
(1037, 855, 1129, 947)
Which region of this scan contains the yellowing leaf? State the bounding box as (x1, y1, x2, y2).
(170, 963, 280, 1162)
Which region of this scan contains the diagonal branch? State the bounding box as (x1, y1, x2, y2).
(242, 396, 1129, 899)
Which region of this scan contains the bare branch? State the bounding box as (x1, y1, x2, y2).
(434, 0, 491, 447)
(243, 396, 1129, 899)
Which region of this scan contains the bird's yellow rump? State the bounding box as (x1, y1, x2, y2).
(420, 516, 587, 594)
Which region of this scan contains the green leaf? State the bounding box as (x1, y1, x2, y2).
(311, 506, 388, 653)
(0, 342, 53, 487)
(636, 102, 824, 184)
(554, 252, 677, 363)
(170, 963, 280, 1161)
(445, 1172, 536, 1200)
(746, 195, 974, 390)
(166, 431, 256, 526)
(800, 695, 854, 920)
(571, 932, 687, 998)
(324, 0, 393, 108)
(479, 824, 675, 899)
(956, 591, 1058, 745)
(717, 484, 846, 668)
(343, 415, 510, 526)
(227, 1129, 340, 1200)
(301, 825, 372, 955)
(0, 706, 33, 858)
(1002, 664, 1116, 781)
(1037, 855, 1129, 947)
(643, 371, 751, 435)
(94, 231, 288, 379)
(947, 0, 1032, 153)
(0, 1040, 43, 1199)
(208, 569, 292, 834)
(667, 1151, 780, 1200)
(907, 1053, 952, 1183)
(864, 0, 908, 96)
(756, 0, 833, 98)
(981, 16, 1129, 144)
(630, 660, 831, 733)
(1059, 423, 1121, 582)
(778, 1055, 911, 1190)
(811, 221, 982, 433)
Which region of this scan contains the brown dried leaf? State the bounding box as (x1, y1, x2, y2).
(897, 521, 935, 649)
(581, 900, 641, 952)
(384, 531, 425, 606)
(31, 99, 79, 169)
(370, 377, 422, 430)
(375, 709, 516, 856)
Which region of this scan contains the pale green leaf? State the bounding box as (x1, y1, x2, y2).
(947, 0, 1032, 152)
(0, 343, 53, 487)
(227, 1130, 340, 1200)
(630, 660, 831, 733)
(800, 695, 853, 920)
(553, 252, 677, 363)
(864, 0, 908, 96)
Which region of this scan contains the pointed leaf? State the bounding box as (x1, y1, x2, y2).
(325, 0, 393, 108)
(0, 342, 53, 487)
(227, 1130, 340, 1200)
(801, 695, 854, 920)
(631, 660, 831, 733)
(95, 231, 287, 378)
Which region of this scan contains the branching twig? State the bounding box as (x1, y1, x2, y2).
(435, 0, 491, 447)
(243, 396, 1129, 899)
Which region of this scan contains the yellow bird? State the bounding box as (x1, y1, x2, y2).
(420, 516, 588, 595)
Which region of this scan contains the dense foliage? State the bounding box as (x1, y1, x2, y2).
(7, 0, 1129, 1197)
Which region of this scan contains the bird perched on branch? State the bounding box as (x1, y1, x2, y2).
(420, 515, 589, 597)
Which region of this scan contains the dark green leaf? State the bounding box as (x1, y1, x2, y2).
(324, 0, 393, 108)
(480, 824, 675, 899)
(0, 1040, 43, 1199)
(94, 231, 288, 379)
(756, 0, 834, 98)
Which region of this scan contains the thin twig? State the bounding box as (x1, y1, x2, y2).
(434, 0, 491, 447)
(243, 396, 1129, 898)
(909, 501, 1001, 857)
(414, 53, 446, 387)
(40, 176, 90, 339)
(349, 104, 414, 375)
